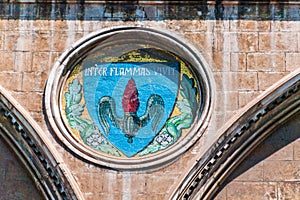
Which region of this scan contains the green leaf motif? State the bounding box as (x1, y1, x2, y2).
(139, 74, 199, 156)
(65, 78, 121, 157)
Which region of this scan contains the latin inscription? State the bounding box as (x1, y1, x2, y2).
(84, 64, 177, 77)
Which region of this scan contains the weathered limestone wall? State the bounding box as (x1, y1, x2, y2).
(0, 7, 300, 199)
(215, 114, 300, 199)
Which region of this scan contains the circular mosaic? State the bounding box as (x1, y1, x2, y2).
(45, 27, 213, 170)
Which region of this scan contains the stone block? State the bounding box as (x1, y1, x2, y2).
(236, 32, 258, 52)
(33, 20, 51, 31)
(258, 72, 287, 90)
(53, 20, 69, 31)
(238, 91, 261, 108)
(286, 53, 300, 72)
(298, 33, 300, 52)
(213, 31, 226, 52)
(237, 72, 258, 91)
(277, 182, 300, 199)
(167, 20, 208, 32)
(224, 111, 238, 122)
(212, 51, 230, 71)
(232, 162, 264, 182)
(95, 192, 122, 200)
(147, 193, 166, 200)
(260, 32, 297, 52)
(4, 31, 33, 51)
(230, 20, 270, 32)
(128, 173, 147, 194)
(29, 111, 44, 124)
(101, 172, 122, 193)
(216, 91, 239, 111)
(60, 153, 96, 174)
(51, 30, 84, 52)
(292, 139, 300, 161)
(52, 31, 73, 52)
(147, 175, 176, 195)
(22, 72, 46, 92)
(165, 20, 185, 33)
(184, 32, 213, 53)
(258, 32, 271, 51)
(32, 52, 51, 72)
(0, 72, 22, 91)
(0, 20, 5, 31)
(32, 31, 51, 52)
(77, 173, 104, 193)
(247, 53, 285, 72)
(0, 52, 14, 71)
(274, 32, 298, 51)
(16, 20, 35, 31)
(14, 52, 32, 72)
(50, 52, 61, 69)
(230, 53, 247, 71)
(0, 31, 3, 50)
(257, 21, 271, 31)
(133, 193, 148, 200)
(2, 20, 19, 31)
(27, 92, 43, 112)
(213, 20, 230, 31)
(226, 182, 277, 199)
(13, 91, 43, 112)
(263, 160, 300, 181)
(213, 72, 238, 91)
(4, 31, 18, 51)
(273, 21, 300, 32)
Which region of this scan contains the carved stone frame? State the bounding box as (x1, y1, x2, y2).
(44, 26, 214, 170)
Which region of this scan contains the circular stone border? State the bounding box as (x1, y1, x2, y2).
(44, 26, 214, 170)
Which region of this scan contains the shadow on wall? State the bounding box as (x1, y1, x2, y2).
(214, 112, 300, 198)
(0, 134, 44, 199)
(0, 1, 298, 21)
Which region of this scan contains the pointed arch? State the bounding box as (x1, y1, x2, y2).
(171, 68, 300, 200)
(0, 86, 84, 200)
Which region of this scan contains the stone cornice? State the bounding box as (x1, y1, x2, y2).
(0, 86, 84, 200)
(0, 2, 299, 21)
(2, 1, 300, 5)
(171, 69, 300, 200)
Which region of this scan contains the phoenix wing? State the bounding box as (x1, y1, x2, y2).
(98, 96, 122, 135)
(139, 94, 165, 132)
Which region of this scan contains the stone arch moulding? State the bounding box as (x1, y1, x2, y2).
(171, 68, 300, 200)
(0, 86, 84, 200)
(44, 26, 215, 171)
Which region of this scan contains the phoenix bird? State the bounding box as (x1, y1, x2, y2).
(98, 78, 165, 143)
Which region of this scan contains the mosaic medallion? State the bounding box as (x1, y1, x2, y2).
(45, 27, 213, 170)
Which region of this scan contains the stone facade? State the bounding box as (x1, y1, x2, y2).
(1, 1, 300, 200)
(215, 114, 300, 199)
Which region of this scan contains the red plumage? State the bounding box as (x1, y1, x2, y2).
(122, 78, 140, 113)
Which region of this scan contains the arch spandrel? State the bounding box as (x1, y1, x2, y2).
(171, 68, 300, 200)
(0, 85, 84, 200)
(0, 133, 44, 199)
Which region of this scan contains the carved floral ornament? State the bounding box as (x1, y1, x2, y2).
(45, 26, 214, 170)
